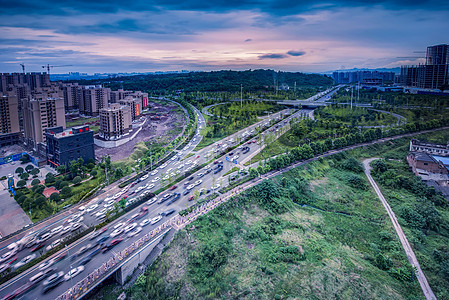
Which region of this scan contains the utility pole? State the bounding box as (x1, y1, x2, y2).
(357, 82, 360, 104)
(350, 86, 353, 110)
(29, 203, 32, 223)
(240, 84, 243, 108)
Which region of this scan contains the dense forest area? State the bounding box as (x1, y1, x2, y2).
(73, 69, 333, 94)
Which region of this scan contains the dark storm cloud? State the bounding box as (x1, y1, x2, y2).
(258, 53, 287, 59)
(287, 50, 306, 56)
(2, 0, 449, 16)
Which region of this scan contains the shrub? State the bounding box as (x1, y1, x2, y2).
(347, 174, 367, 189)
(20, 173, 29, 180)
(15, 167, 24, 174)
(61, 186, 72, 198)
(30, 168, 39, 177)
(90, 170, 97, 177)
(25, 165, 34, 172)
(340, 157, 364, 173)
(59, 181, 69, 189)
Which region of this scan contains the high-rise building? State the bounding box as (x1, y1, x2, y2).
(119, 97, 142, 121)
(79, 85, 110, 116)
(0, 95, 20, 147)
(400, 44, 449, 90)
(0, 72, 50, 93)
(22, 97, 65, 149)
(45, 125, 95, 167)
(61, 83, 82, 111)
(99, 103, 132, 140)
(332, 70, 395, 84)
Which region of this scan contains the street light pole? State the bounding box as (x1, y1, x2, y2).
(240, 84, 243, 108)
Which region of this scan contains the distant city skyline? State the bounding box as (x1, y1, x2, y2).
(0, 0, 448, 74)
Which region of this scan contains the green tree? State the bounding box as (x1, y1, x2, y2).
(30, 168, 40, 177)
(59, 181, 69, 189)
(20, 173, 29, 180)
(15, 167, 24, 174)
(45, 173, 56, 185)
(31, 179, 41, 186)
(25, 165, 34, 172)
(90, 170, 97, 177)
(115, 168, 124, 179)
(49, 192, 60, 202)
(61, 186, 72, 198)
(56, 165, 67, 174)
(72, 176, 82, 185)
(17, 180, 26, 188)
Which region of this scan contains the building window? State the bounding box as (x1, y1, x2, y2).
(424, 163, 428, 165)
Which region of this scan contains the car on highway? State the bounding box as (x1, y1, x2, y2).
(30, 243, 45, 252)
(124, 223, 137, 233)
(64, 266, 84, 281)
(102, 238, 123, 252)
(151, 177, 160, 183)
(197, 173, 204, 178)
(96, 235, 109, 245)
(199, 188, 206, 195)
(86, 203, 98, 212)
(194, 180, 202, 186)
(159, 163, 168, 169)
(140, 219, 150, 227)
(42, 271, 65, 293)
(128, 226, 142, 237)
(150, 215, 162, 225)
(50, 226, 63, 235)
(146, 184, 155, 190)
(188, 196, 194, 201)
(37, 232, 52, 243)
(158, 193, 172, 204)
(150, 170, 158, 176)
(78, 256, 92, 266)
(187, 184, 195, 190)
(212, 184, 221, 190)
(0, 263, 11, 273)
(89, 227, 108, 240)
(147, 197, 158, 205)
(110, 228, 123, 237)
(29, 268, 53, 283)
(183, 189, 190, 196)
(13, 254, 36, 269)
(160, 209, 176, 217)
(169, 185, 177, 190)
(71, 223, 82, 231)
(45, 239, 61, 251)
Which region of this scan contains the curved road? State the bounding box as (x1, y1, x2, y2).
(363, 158, 436, 300)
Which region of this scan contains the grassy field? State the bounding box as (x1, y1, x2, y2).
(66, 117, 100, 132)
(315, 106, 399, 127)
(124, 152, 426, 299)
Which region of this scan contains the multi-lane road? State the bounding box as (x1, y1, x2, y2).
(0, 104, 310, 299)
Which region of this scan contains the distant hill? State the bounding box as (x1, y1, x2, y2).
(73, 69, 334, 93)
(322, 67, 401, 75)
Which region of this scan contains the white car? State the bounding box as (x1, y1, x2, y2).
(45, 239, 61, 251)
(13, 254, 36, 269)
(104, 200, 115, 208)
(71, 223, 82, 231)
(38, 259, 55, 271)
(151, 177, 160, 183)
(110, 228, 123, 237)
(148, 197, 158, 205)
(60, 226, 72, 235)
(51, 226, 63, 235)
(64, 266, 84, 281)
(124, 223, 137, 233)
(166, 168, 173, 173)
(114, 222, 126, 230)
(146, 184, 155, 190)
(95, 209, 107, 218)
(140, 219, 150, 227)
(159, 163, 168, 169)
(162, 175, 169, 180)
(185, 160, 191, 166)
(128, 226, 142, 237)
(232, 155, 239, 161)
(212, 184, 221, 190)
(150, 170, 158, 176)
(150, 216, 162, 225)
(141, 174, 149, 180)
(86, 204, 98, 212)
(187, 184, 195, 190)
(177, 164, 184, 170)
(194, 180, 202, 186)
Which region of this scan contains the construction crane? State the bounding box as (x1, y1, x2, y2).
(42, 64, 73, 75)
(20, 64, 25, 74)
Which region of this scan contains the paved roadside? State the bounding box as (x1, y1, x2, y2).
(363, 158, 436, 300)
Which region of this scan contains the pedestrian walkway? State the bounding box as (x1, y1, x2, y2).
(363, 158, 436, 300)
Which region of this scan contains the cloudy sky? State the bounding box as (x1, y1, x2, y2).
(1, 0, 448, 74)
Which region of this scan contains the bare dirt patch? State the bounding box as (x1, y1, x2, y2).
(94, 101, 186, 162)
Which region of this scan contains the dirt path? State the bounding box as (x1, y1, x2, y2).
(363, 158, 436, 300)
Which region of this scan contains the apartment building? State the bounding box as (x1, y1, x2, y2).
(0, 72, 50, 93)
(119, 97, 142, 121)
(79, 85, 110, 116)
(99, 104, 132, 140)
(46, 125, 95, 167)
(61, 82, 82, 111)
(22, 97, 65, 149)
(0, 95, 20, 147)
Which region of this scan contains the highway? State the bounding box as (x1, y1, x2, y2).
(0, 103, 310, 299)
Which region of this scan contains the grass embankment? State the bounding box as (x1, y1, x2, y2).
(315, 106, 399, 127)
(67, 117, 100, 133)
(124, 154, 424, 299)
